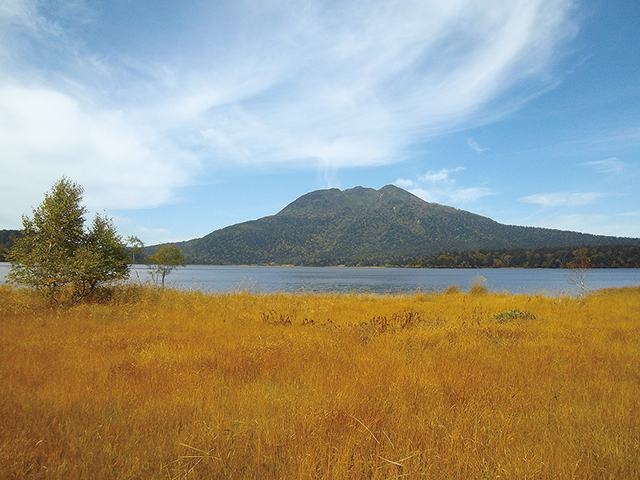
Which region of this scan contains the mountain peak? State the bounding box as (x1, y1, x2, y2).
(277, 184, 426, 218)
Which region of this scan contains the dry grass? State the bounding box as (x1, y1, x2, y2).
(1, 283, 639, 479)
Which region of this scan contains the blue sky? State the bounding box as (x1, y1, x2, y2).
(1, 0, 639, 245)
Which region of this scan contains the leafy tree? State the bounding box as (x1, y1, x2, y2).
(7, 178, 129, 303)
(146, 245, 186, 288)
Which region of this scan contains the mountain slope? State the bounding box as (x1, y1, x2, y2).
(171, 185, 639, 266)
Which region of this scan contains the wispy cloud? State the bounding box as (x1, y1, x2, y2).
(520, 191, 607, 207)
(0, 0, 578, 225)
(580, 157, 627, 175)
(410, 187, 494, 204)
(616, 211, 640, 217)
(466, 138, 488, 153)
(394, 178, 418, 189)
(419, 167, 466, 184)
(396, 167, 493, 205)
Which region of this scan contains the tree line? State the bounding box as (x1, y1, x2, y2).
(409, 245, 640, 269)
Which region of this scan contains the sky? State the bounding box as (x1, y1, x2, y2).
(1, 0, 639, 245)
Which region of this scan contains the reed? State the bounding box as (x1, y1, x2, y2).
(1, 284, 639, 479)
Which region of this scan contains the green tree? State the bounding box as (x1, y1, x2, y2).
(7, 178, 129, 303)
(146, 245, 186, 288)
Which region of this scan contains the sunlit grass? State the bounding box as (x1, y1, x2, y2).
(1, 284, 639, 478)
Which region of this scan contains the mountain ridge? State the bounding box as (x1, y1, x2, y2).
(168, 185, 639, 266)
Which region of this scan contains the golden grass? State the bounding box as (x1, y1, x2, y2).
(0, 284, 639, 479)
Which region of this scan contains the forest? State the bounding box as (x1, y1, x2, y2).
(409, 245, 640, 269)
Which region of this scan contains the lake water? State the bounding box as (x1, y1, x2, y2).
(3, 262, 638, 296)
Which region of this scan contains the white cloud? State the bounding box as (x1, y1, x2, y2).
(520, 191, 607, 207)
(408, 187, 494, 204)
(466, 138, 488, 153)
(617, 211, 640, 217)
(0, 0, 578, 225)
(580, 157, 627, 175)
(0, 84, 195, 226)
(0, 0, 42, 32)
(396, 166, 493, 205)
(447, 187, 494, 203)
(420, 167, 465, 184)
(395, 178, 418, 189)
(178, 0, 576, 168)
(405, 188, 439, 203)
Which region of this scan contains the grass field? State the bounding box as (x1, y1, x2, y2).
(1, 284, 639, 479)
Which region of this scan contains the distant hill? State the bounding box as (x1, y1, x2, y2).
(165, 185, 640, 266)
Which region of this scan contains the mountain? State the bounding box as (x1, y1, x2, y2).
(167, 185, 640, 266)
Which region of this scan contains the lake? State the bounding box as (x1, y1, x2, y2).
(3, 262, 639, 296)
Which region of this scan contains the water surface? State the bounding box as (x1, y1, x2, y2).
(133, 265, 640, 296)
(2, 263, 639, 296)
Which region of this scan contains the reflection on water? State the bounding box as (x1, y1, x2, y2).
(1, 263, 639, 296)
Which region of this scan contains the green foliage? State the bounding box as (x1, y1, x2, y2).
(492, 309, 538, 323)
(6, 178, 129, 303)
(413, 245, 640, 269)
(146, 245, 186, 288)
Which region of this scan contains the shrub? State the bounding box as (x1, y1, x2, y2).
(492, 309, 538, 323)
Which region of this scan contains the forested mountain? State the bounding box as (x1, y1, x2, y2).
(167, 185, 640, 266)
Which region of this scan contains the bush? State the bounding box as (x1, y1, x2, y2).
(492, 309, 538, 323)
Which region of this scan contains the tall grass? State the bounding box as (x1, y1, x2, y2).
(1, 284, 639, 479)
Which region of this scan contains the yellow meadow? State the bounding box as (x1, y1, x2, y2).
(1, 284, 638, 478)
